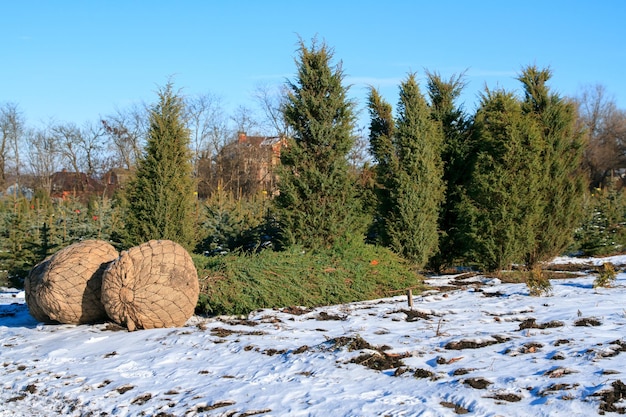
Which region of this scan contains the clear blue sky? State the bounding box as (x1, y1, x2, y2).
(2, 0, 625, 129)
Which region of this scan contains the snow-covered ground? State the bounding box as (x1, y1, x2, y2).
(2, 257, 626, 416)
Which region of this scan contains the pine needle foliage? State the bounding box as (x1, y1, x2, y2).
(425, 71, 473, 271)
(121, 82, 197, 251)
(194, 238, 423, 316)
(518, 66, 586, 268)
(593, 262, 617, 288)
(275, 38, 364, 249)
(367, 87, 397, 246)
(368, 75, 445, 269)
(458, 67, 586, 273)
(461, 88, 545, 271)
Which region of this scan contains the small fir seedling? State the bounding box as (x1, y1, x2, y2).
(594, 262, 617, 288)
(526, 266, 552, 296)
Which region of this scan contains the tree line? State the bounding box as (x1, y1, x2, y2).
(2, 38, 626, 289)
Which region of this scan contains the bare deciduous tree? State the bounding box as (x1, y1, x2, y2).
(0, 102, 25, 190)
(185, 92, 229, 175)
(577, 84, 626, 188)
(101, 104, 148, 170)
(24, 126, 61, 194)
(52, 122, 83, 174)
(231, 104, 259, 136)
(253, 83, 293, 137)
(81, 121, 108, 178)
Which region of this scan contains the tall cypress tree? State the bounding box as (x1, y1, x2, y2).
(391, 74, 445, 267)
(122, 82, 197, 250)
(367, 87, 397, 247)
(425, 71, 472, 271)
(274, 39, 363, 249)
(518, 66, 586, 267)
(461, 89, 544, 271)
(368, 75, 445, 268)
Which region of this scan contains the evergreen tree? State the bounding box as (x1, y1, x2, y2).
(0, 197, 37, 286)
(367, 87, 397, 246)
(518, 66, 586, 267)
(425, 71, 472, 271)
(274, 39, 363, 249)
(368, 75, 445, 268)
(122, 83, 197, 250)
(462, 89, 544, 271)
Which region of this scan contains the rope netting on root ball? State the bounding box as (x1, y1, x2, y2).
(101, 239, 199, 331)
(24, 240, 119, 324)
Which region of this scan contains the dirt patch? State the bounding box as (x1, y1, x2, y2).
(440, 401, 470, 414)
(98, 380, 111, 388)
(414, 368, 435, 379)
(116, 384, 135, 394)
(195, 400, 236, 412)
(263, 348, 288, 356)
(597, 380, 626, 414)
(281, 306, 312, 315)
(482, 291, 505, 297)
(518, 318, 564, 330)
(544, 367, 577, 378)
(574, 317, 602, 327)
(520, 342, 544, 354)
(7, 394, 26, 402)
(464, 377, 492, 389)
(327, 336, 374, 351)
(218, 317, 259, 327)
(445, 335, 509, 350)
(489, 392, 522, 402)
(597, 340, 626, 358)
(393, 366, 409, 376)
(210, 327, 265, 337)
(316, 311, 347, 321)
(239, 409, 273, 416)
(131, 393, 152, 405)
(401, 309, 432, 322)
(452, 368, 474, 376)
(328, 335, 408, 371)
(292, 345, 309, 354)
(350, 352, 406, 371)
(436, 356, 464, 365)
(540, 383, 579, 396)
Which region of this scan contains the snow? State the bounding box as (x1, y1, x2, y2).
(551, 253, 626, 266)
(2, 257, 626, 416)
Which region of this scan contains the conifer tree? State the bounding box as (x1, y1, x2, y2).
(518, 66, 586, 267)
(368, 75, 445, 268)
(274, 39, 363, 249)
(367, 87, 397, 246)
(425, 71, 472, 271)
(122, 82, 197, 250)
(461, 89, 544, 271)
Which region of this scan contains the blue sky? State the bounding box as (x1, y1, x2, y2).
(2, 0, 625, 130)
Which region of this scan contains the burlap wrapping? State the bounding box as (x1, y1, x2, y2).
(101, 239, 199, 331)
(24, 240, 118, 324)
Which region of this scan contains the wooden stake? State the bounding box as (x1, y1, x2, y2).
(407, 289, 413, 309)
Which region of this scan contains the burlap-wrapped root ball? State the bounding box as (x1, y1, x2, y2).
(24, 240, 119, 324)
(101, 239, 199, 331)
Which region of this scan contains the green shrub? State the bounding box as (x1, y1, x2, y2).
(574, 184, 626, 257)
(526, 266, 552, 297)
(193, 239, 423, 316)
(594, 262, 617, 288)
(195, 191, 274, 254)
